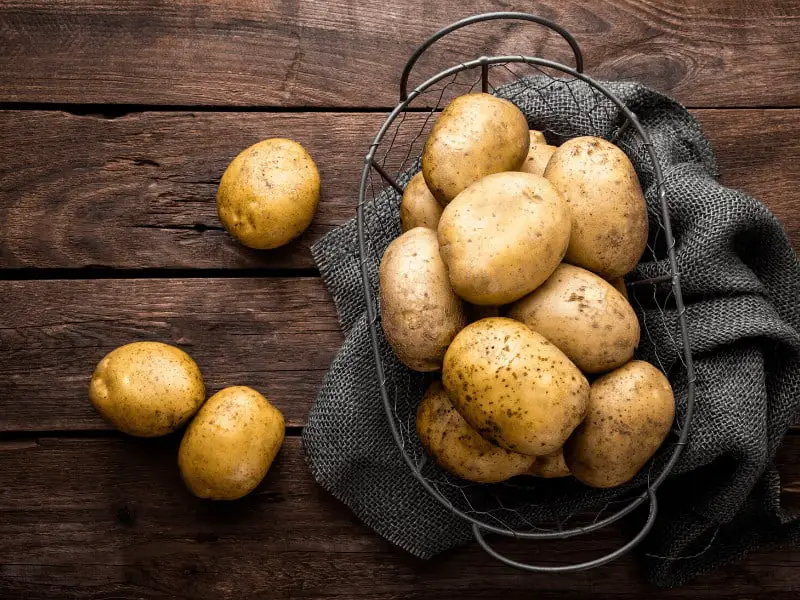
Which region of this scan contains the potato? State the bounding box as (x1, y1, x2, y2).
(88, 341, 205, 437)
(544, 136, 648, 279)
(179, 386, 285, 500)
(526, 449, 570, 478)
(379, 227, 466, 371)
(508, 264, 640, 373)
(610, 277, 630, 301)
(417, 381, 535, 483)
(400, 172, 443, 232)
(438, 171, 571, 305)
(519, 130, 557, 176)
(443, 318, 589, 456)
(422, 93, 529, 204)
(564, 360, 675, 488)
(217, 138, 320, 249)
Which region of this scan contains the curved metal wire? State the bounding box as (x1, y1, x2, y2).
(357, 13, 696, 573)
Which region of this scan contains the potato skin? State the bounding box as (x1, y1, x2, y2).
(379, 227, 466, 371)
(526, 449, 571, 478)
(544, 136, 648, 279)
(519, 130, 557, 176)
(179, 386, 285, 500)
(437, 171, 571, 306)
(88, 341, 205, 437)
(400, 172, 443, 232)
(443, 318, 589, 456)
(417, 381, 535, 483)
(564, 361, 675, 488)
(422, 93, 529, 204)
(508, 264, 640, 373)
(217, 138, 320, 249)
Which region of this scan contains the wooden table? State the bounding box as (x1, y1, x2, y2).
(1, 2, 798, 598)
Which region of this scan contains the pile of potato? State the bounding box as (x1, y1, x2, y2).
(380, 92, 675, 488)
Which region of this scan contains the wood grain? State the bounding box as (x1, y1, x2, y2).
(1, 1, 798, 107)
(1, 109, 798, 270)
(0, 278, 341, 432)
(0, 434, 798, 599)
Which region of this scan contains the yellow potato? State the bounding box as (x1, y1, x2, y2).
(508, 264, 640, 373)
(379, 227, 466, 371)
(565, 360, 675, 488)
(179, 386, 285, 500)
(416, 381, 535, 483)
(437, 171, 571, 305)
(443, 318, 589, 456)
(422, 93, 529, 204)
(217, 138, 320, 249)
(526, 449, 571, 478)
(400, 172, 443, 232)
(88, 341, 205, 437)
(519, 130, 557, 176)
(544, 136, 648, 279)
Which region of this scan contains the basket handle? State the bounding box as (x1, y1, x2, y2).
(472, 488, 659, 573)
(400, 12, 584, 101)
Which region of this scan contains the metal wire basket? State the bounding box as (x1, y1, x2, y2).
(356, 12, 695, 572)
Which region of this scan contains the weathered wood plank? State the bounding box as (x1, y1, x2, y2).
(0, 434, 798, 599)
(0, 278, 341, 432)
(1, 1, 798, 107)
(1, 109, 797, 270)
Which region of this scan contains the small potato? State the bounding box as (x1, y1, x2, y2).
(564, 361, 675, 488)
(217, 138, 320, 249)
(179, 386, 285, 500)
(610, 277, 630, 302)
(422, 93, 529, 204)
(519, 130, 557, 176)
(417, 381, 535, 483)
(526, 449, 571, 479)
(89, 341, 205, 437)
(443, 318, 589, 456)
(438, 171, 571, 305)
(508, 264, 640, 373)
(544, 136, 648, 279)
(379, 227, 466, 371)
(400, 172, 443, 232)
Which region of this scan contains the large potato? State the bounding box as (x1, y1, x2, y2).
(179, 386, 285, 500)
(379, 227, 466, 371)
(519, 130, 557, 176)
(526, 449, 570, 478)
(564, 360, 675, 488)
(508, 264, 640, 373)
(400, 172, 443, 232)
(443, 318, 589, 456)
(422, 93, 529, 204)
(544, 136, 648, 279)
(89, 341, 205, 437)
(438, 171, 571, 305)
(417, 381, 535, 483)
(217, 138, 320, 249)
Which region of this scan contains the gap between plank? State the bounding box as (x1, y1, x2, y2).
(0, 425, 305, 443)
(0, 267, 320, 281)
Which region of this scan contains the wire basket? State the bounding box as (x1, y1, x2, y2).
(355, 12, 696, 572)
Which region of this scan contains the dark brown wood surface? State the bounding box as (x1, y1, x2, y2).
(1, 1, 798, 107)
(1, 0, 799, 597)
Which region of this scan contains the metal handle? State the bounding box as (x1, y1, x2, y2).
(472, 489, 658, 573)
(400, 12, 584, 101)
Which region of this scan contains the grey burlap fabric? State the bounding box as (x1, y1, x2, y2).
(303, 78, 800, 587)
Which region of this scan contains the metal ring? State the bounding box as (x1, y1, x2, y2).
(399, 12, 584, 100)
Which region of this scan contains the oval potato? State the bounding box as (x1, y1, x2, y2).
(519, 130, 557, 176)
(544, 136, 648, 279)
(179, 386, 285, 500)
(417, 381, 535, 483)
(508, 264, 640, 373)
(379, 227, 466, 371)
(400, 172, 443, 232)
(422, 93, 529, 204)
(89, 341, 205, 437)
(443, 318, 589, 456)
(564, 360, 675, 488)
(438, 171, 571, 305)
